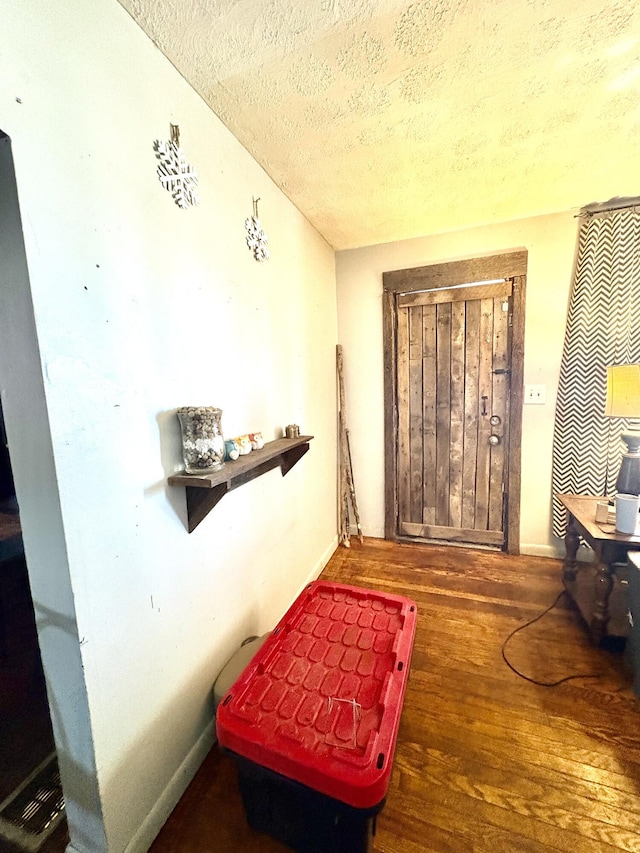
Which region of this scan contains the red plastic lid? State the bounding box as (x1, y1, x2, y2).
(216, 581, 417, 808)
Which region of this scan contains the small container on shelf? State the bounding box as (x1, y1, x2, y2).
(177, 406, 225, 474)
(225, 439, 240, 461)
(235, 435, 252, 456)
(249, 432, 264, 450)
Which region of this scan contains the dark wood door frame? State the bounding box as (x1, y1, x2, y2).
(383, 251, 527, 555)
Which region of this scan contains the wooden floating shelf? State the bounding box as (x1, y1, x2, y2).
(168, 436, 313, 533)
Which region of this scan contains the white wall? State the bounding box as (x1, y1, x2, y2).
(336, 212, 580, 557)
(0, 3, 337, 852)
(0, 133, 107, 850)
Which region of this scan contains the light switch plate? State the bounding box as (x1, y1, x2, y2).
(524, 384, 546, 404)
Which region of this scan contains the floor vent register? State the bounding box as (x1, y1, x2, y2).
(0, 753, 64, 852)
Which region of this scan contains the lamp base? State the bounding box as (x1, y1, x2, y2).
(616, 433, 640, 495)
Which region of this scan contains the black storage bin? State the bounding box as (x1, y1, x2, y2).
(225, 749, 384, 853)
(216, 582, 417, 853)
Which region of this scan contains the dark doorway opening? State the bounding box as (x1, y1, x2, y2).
(0, 398, 67, 852)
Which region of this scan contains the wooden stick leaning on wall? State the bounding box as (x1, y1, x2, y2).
(337, 355, 352, 546)
(339, 411, 350, 547)
(337, 345, 364, 545)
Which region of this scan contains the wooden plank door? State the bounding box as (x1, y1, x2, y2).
(383, 252, 526, 554)
(397, 281, 511, 547)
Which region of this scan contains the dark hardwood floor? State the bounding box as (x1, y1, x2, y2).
(151, 538, 640, 852)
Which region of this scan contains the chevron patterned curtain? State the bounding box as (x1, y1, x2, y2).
(552, 205, 640, 538)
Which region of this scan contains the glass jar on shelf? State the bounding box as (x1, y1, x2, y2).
(177, 406, 225, 474)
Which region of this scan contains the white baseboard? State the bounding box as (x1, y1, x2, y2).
(520, 543, 564, 559)
(123, 721, 216, 853)
(358, 526, 385, 539)
(304, 535, 339, 585)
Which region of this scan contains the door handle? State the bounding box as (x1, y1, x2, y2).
(481, 396, 488, 416)
(492, 368, 511, 375)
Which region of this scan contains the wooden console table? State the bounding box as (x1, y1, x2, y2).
(558, 494, 638, 645)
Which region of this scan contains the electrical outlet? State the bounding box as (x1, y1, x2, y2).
(524, 384, 546, 405)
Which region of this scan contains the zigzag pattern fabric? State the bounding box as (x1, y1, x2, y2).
(552, 207, 640, 539)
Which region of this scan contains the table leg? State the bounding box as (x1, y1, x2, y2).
(563, 514, 579, 583)
(591, 560, 614, 644)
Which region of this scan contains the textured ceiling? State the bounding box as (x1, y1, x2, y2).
(118, 0, 640, 249)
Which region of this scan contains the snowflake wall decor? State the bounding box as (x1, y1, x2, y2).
(153, 124, 199, 209)
(245, 197, 270, 262)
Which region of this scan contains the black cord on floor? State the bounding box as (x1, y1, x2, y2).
(501, 590, 602, 687)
